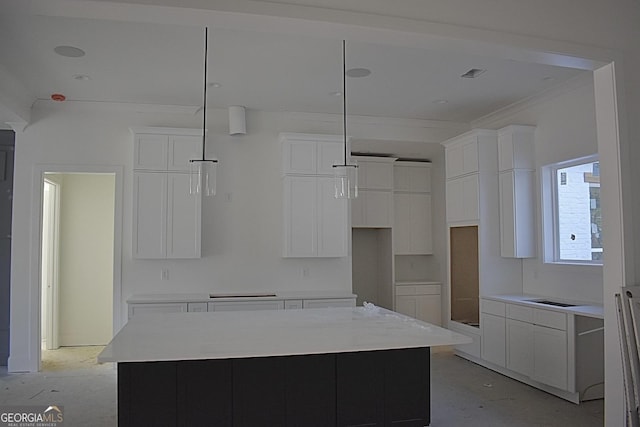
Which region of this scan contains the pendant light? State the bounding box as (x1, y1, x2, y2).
(333, 40, 358, 199)
(190, 27, 217, 197)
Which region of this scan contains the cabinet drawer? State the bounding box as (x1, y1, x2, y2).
(209, 301, 285, 312)
(395, 284, 441, 296)
(303, 298, 355, 309)
(481, 299, 505, 317)
(534, 309, 566, 331)
(284, 299, 303, 309)
(506, 304, 533, 322)
(187, 302, 208, 312)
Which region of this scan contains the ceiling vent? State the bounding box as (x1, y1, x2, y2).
(461, 68, 486, 78)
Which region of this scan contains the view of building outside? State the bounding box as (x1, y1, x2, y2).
(556, 161, 601, 262)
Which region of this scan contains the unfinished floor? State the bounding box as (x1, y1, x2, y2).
(0, 347, 603, 426)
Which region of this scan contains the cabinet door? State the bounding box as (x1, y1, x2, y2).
(134, 134, 168, 170)
(506, 318, 534, 377)
(411, 193, 432, 254)
(317, 141, 343, 175)
(363, 190, 392, 227)
(500, 170, 535, 258)
(499, 171, 516, 257)
(393, 193, 411, 253)
(360, 161, 393, 190)
(415, 294, 441, 326)
(532, 325, 568, 390)
(446, 174, 479, 223)
(394, 164, 431, 192)
(167, 173, 201, 258)
(481, 313, 506, 367)
(128, 302, 188, 319)
(168, 135, 202, 172)
(395, 295, 417, 319)
(350, 191, 365, 227)
(283, 176, 317, 257)
(133, 172, 166, 258)
(283, 139, 317, 174)
(317, 177, 348, 257)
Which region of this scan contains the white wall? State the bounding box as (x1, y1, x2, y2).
(57, 173, 115, 346)
(476, 75, 604, 303)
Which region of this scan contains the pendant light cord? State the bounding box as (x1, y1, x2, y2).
(342, 39, 347, 166)
(201, 27, 208, 162)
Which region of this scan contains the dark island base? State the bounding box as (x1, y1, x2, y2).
(118, 347, 430, 427)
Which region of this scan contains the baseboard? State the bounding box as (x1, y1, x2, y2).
(7, 355, 37, 373)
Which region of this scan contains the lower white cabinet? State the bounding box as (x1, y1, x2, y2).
(506, 318, 534, 377)
(481, 313, 506, 367)
(128, 295, 357, 319)
(394, 284, 441, 326)
(209, 301, 285, 312)
(128, 302, 188, 319)
(532, 324, 568, 390)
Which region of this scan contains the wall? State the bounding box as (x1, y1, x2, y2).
(9, 104, 461, 371)
(475, 74, 604, 303)
(56, 173, 115, 346)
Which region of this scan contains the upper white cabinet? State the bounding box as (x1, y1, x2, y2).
(393, 161, 433, 254)
(132, 127, 203, 172)
(445, 174, 479, 223)
(497, 125, 536, 258)
(281, 133, 348, 257)
(131, 128, 203, 259)
(281, 133, 344, 176)
(445, 137, 479, 179)
(351, 156, 396, 228)
(497, 125, 535, 172)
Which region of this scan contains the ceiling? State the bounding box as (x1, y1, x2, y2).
(0, 11, 586, 127)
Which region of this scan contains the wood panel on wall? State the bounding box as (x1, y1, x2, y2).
(450, 226, 479, 325)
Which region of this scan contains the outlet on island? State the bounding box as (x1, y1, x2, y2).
(302, 266, 310, 278)
(161, 268, 169, 280)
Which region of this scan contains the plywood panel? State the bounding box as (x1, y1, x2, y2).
(450, 226, 479, 325)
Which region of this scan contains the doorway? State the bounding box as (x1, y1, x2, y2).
(39, 172, 117, 369)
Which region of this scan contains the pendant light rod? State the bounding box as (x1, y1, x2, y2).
(342, 39, 347, 167)
(201, 26, 208, 162)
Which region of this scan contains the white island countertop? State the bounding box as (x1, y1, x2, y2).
(98, 306, 471, 363)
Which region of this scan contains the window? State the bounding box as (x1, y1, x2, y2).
(542, 155, 602, 264)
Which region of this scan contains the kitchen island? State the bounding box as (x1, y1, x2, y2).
(99, 306, 470, 427)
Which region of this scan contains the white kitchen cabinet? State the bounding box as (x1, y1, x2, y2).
(506, 318, 534, 376)
(128, 302, 188, 319)
(499, 170, 536, 258)
(284, 300, 303, 309)
(280, 133, 344, 176)
(532, 324, 568, 390)
(445, 136, 479, 179)
(445, 174, 479, 223)
(393, 193, 432, 254)
(131, 127, 203, 259)
(209, 300, 285, 312)
(352, 190, 393, 228)
(497, 125, 535, 172)
(133, 172, 201, 259)
(187, 302, 208, 312)
(350, 156, 396, 228)
(301, 298, 356, 309)
(394, 162, 431, 193)
(481, 313, 506, 367)
(394, 283, 441, 326)
(283, 175, 347, 257)
(132, 128, 203, 172)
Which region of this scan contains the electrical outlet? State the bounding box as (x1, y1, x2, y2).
(161, 268, 169, 280)
(302, 266, 310, 277)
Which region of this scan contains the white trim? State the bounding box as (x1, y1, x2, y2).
(129, 126, 204, 136)
(25, 164, 124, 372)
(33, 99, 200, 116)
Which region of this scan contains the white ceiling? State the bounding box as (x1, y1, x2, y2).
(0, 12, 585, 126)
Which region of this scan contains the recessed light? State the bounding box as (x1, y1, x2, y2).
(330, 91, 342, 97)
(54, 45, 86, 58)
(433, 99, 448, 105)
(346, 68, 371, 78)
(209, 82, 222, 88)
(461, 68, 486, 78)
(73, 74, 90, 81)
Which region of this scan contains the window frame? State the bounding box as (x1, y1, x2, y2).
(542, 154, 602, 266)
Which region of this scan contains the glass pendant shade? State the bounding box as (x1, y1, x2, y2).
(189, 160, 217, 197)
(333, 163, 358, 199)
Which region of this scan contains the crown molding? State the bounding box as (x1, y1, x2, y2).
(33, 99, 200, 115)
